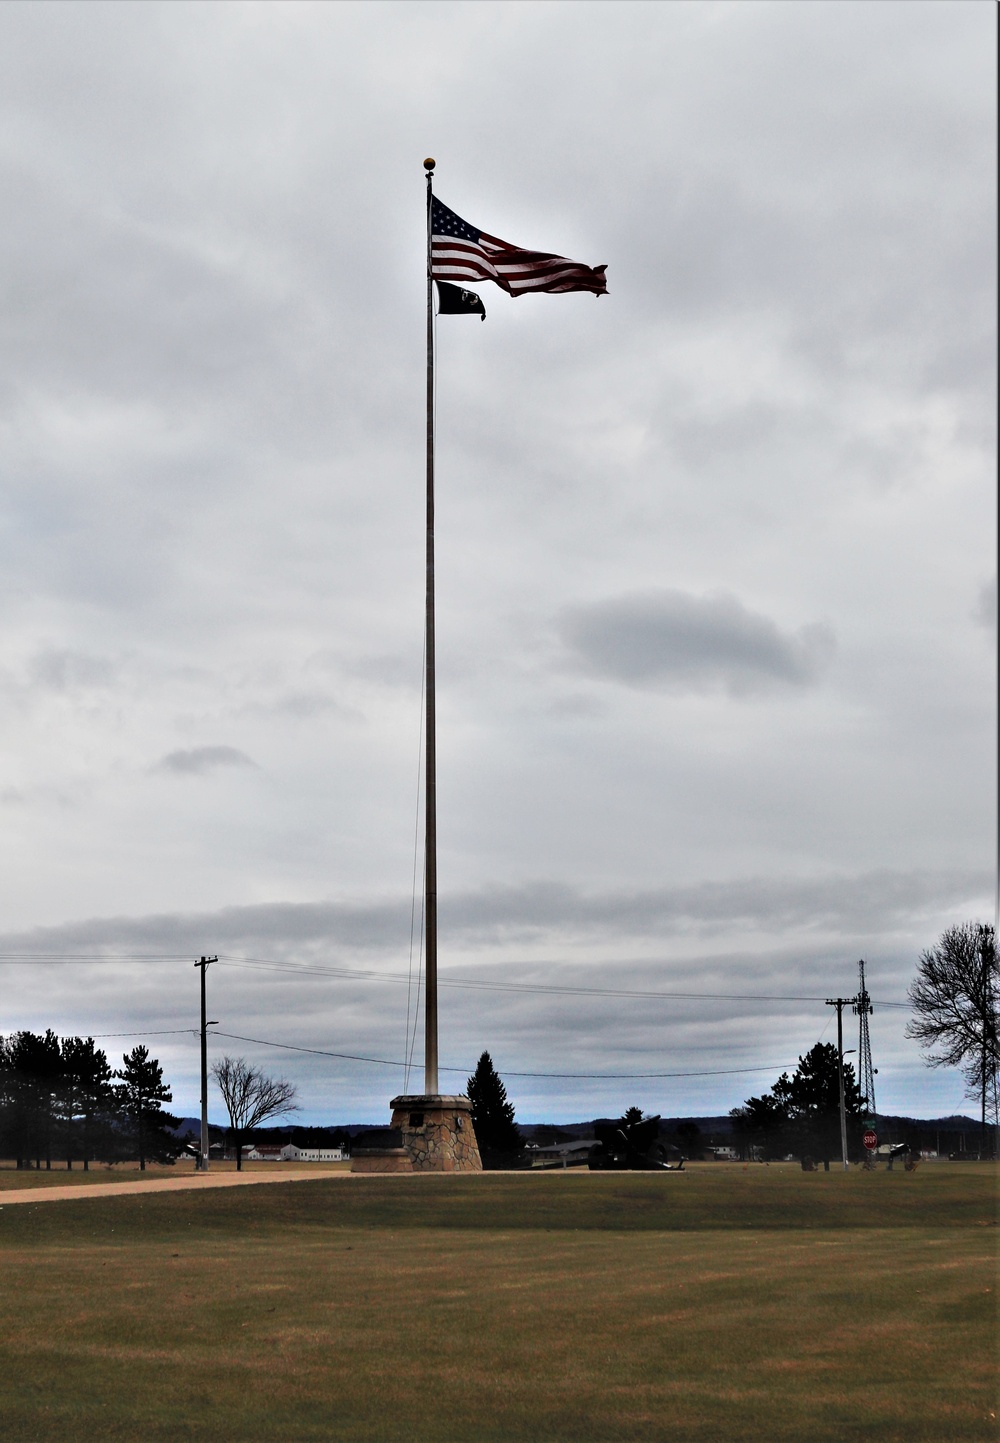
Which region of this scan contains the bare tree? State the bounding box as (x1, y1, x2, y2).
(907, 922, 999, 1157)
(211, 1056, 299, 1170)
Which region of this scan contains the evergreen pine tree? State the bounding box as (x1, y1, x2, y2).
(60, 1037, 114, 1170)
(740, 1042, 865, 1166)
(466, 1052, 523, 1168)
(5, 1030, 61, 1169)
(0, 1036, 12, 1164)
(116, 1045, 178, 1170)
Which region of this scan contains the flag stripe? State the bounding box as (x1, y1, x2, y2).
(430, 197, 607, 298)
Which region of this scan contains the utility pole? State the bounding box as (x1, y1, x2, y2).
(826, 996, 856, 1171)
(854, 960, 876, 1123)
(195, 956, 218, 1170)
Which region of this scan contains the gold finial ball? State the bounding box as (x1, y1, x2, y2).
(424, 157, 436, 171)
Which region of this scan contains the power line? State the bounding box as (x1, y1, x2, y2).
(214, 956, 849, 1004)
(87, 1029, 196, 1038)
(208, 1027, 801, 1081)
(0, 954, 190, 961)
(0, 950, 912, 1007)
(218, 954, 902, 1004)
(210, 1029, 400, 1070)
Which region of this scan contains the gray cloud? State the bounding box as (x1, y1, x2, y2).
(974, 577, 996, 630)
(0, 865, 986, 959)
(442, 869, 991, 945)
(560, 590, 835, 694)
(155, 745, 257, 776)
(237, 691, 351, 722)
(28, 648, 116, 691)
(341, 653, 422, 690)
(0, 860, 989, 1126)
(0, 867, 987, 1126)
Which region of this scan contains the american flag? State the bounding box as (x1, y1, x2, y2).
(431, 197, 607, 298)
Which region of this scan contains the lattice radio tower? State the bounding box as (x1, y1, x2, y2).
(854, 959, 876, 1122)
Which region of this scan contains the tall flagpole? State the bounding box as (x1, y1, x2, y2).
(423, 157, 438, 1095)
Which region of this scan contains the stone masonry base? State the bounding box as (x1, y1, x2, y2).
(349, 1095, 482, 1173)
(391, 1095, 482, 1171)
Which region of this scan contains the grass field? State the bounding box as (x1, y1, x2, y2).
(0, 1163, 996, 1441)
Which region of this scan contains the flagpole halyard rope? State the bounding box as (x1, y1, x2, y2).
(402, 625, 426, 1094)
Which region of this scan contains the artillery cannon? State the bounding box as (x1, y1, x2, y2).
(587, 1115, 684, 1171)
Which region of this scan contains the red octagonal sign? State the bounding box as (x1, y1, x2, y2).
(863, 1130, 878, 1151)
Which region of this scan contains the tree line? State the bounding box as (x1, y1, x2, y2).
(729, 1042, 866, 1165)
(3, 923, 994, 1171)
(0, 1032, 177, 1170)
(729, 921, 999, 1163)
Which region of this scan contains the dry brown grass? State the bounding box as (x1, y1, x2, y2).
(0, 1164, 995, 1441)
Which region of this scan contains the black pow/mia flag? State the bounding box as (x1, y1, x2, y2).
(435, 280, 486, 321)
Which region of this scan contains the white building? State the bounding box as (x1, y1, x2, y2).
(243, 1143, 346, 1162)
(279, 1144, 346, 1162)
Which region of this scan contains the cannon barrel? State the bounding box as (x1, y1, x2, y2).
(588, 1116, 683, 1171)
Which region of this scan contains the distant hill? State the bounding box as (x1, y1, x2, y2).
(170, 1118, 210, 1139)
(169, 1112, 987, 1152)
(169, 1119, 367, 1144)
(519, 1116, 738, 1145)
(516, 1112, 989, 1154)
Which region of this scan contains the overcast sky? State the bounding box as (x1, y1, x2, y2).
(0, 1, 995, 1126)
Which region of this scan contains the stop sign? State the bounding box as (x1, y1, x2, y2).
(863, 1130, 878, 1151)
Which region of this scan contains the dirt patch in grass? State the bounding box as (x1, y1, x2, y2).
(0, 1159, 350, 1191)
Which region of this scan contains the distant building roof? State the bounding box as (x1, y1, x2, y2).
(533, 1139, 595, 1159)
